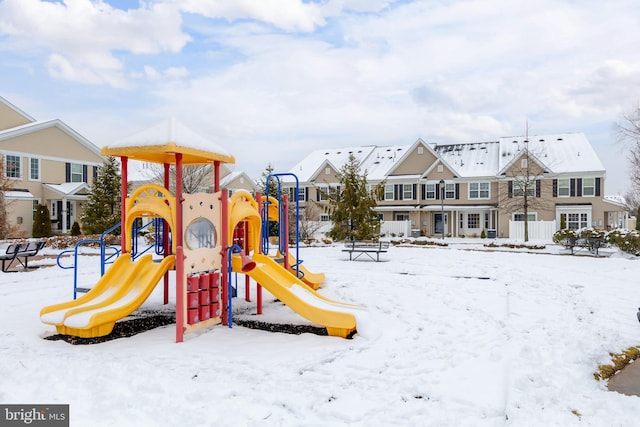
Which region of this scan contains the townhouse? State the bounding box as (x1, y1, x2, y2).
(0, 96, 104, 237)
(285, 133, 629, 239)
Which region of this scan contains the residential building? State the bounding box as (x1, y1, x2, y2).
(285, 133, 629, 239)
(0, 96, 104, 237)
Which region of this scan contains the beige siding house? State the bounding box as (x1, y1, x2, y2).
(286, 133, 629, 240)
(1, 96, 104, 237)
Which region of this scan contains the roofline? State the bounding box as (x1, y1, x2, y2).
(0, 119, 103, 158)
(0, 96, 36, 123)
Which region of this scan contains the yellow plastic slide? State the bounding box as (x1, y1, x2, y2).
(41, 254, 175, 338)
(283, 252, 325, 290)
(233, 253, 359, 338)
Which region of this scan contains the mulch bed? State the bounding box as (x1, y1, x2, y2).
(44, 311, 330, 344)
(44, 311, 176, 345)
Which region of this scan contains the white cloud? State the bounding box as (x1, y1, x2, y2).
(0, 0, 190, 86)
(3, 0, 640, 195)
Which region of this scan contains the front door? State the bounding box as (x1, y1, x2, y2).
(55, 201, 73, 231)
(434, 213, 448, 236)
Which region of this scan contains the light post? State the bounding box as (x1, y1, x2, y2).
(439, 179, 445, 240)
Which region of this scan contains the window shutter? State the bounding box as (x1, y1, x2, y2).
(570, 179, 576, 197)
(413, 184, 417, 200)
(316, 188, 320, 201)
(305, 187, 309, 202)
(455, 183, 460, 199)
(65, 163, 70, 182)
(508, 181, 513, 198)
(83, 165, 88, 183)
(576, 178, 582, 197)
(92, 166, 98, 180)
(536, 180, 541, 197)
(595, 178, 601, 196)
(435, 183, 440, 200)
(395, 185, 400, 200)
(552, 179, 557, 197)
(421, 184, 425, 200)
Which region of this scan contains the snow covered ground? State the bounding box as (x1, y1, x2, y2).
(1, 239, 640, 426)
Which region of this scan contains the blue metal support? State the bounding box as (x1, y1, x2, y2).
(266, 173, 303, 279)
(226, 244, 243, 328)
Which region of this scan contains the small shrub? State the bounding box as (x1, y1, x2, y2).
(70, 221, 81, 236)
(480, 229, 486, 239)
(552, 228, 577, 245)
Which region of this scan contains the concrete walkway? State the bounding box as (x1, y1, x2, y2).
(608, 359, 640, 397)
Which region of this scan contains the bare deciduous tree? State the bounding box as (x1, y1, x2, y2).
(0, 154, 16, 239)
(144, 163, 215, 194)
(498, 139, 554, 242)
(617, 105, 640, 197)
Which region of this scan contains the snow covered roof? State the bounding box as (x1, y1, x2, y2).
(287, 132, 605, 184)
(498, 133, 604, 174)
(3, 190, 34, 200)
(360, 144, 412, 180)
(221, 171, 256, 188)
(43, 182, 90, 196)
(432, 141, 501, 178)
(102, 118, 235, 165)
(287, 146, 376, 182)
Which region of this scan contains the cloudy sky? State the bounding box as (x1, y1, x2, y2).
(1, 0, 639, 194)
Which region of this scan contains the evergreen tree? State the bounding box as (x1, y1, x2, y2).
(70, 221, 81, 236)
(81, 156, 122, 234)
(636, 206, 640, 231)
(32, 204, 52, 237)
(324, 154, 384, 241)
(257, 163, 279, 236)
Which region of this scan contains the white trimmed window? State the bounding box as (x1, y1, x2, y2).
(512, 212, 537, 221)
(320, 214, 330, 222)
(384, 184, 394, 200)
(403, 184, 413, 200)
(445, 183, 455, 199)
(566, 212, 588, 229)
(71, 163, 83, 182)
(297, 187, 306, 202)
(32, 200, 39, 220)
(317, 185, 328, 201)
(5, 154, 21, 178)
(29, 158, 40, 181)
(467, 213, 480, 229)
(513, 180, 535, 197)
(558, 178, 570, 197)
(582, 178, 595, 197)
(469, 182, 489, 199)
(425, 183, 436, 199)
(395, 213, 409, 221)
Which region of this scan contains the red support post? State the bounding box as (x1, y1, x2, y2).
(255, 192, 263, 315)
(163, 163, 170, 305)
(175, 153, 185, 343)
(220, 189, 229, 326)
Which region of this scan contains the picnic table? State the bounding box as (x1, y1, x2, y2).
(0, 241, 46, 272)
(342, 241, 389, 262)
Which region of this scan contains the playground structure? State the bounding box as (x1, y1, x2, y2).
(40, 119, 360, 341)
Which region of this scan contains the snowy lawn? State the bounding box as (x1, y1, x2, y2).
(1, 241, 639, 426)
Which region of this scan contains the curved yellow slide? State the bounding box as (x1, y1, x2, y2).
(233, 253, 360, 338)
(41, 254, 175, 338)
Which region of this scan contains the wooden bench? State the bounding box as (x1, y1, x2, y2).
(0, 241, 46, 272)
(342, 241, 390, 262)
